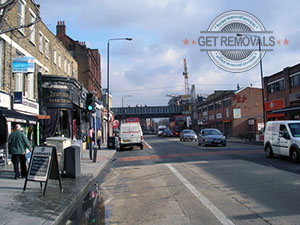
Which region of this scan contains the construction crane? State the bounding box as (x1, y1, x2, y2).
(183, 58, 189, 96)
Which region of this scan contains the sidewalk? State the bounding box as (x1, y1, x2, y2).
(227, 137, 264, 145)
(0, 144, 116, 225)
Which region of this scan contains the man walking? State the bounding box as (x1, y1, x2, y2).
(96, 129, 102, 150)
(8, 124, 32, 179)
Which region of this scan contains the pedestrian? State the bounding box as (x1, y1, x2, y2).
(96, 129, 102, 149)
(7, 124, 32, 179)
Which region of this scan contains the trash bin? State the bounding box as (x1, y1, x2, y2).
(108, 136, 115, 149)
(64, 146, 81, 178)
(46, 137, 71, 173)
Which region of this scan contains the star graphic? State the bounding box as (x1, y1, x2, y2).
(277, 40, 281, 45)
(183, 38, 189, 45)
(191, 40, 196, 45)
(283, 38, 289, 45)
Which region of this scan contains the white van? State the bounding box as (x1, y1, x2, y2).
(264, 120, 300, 162)
(118, 123, 143, 151)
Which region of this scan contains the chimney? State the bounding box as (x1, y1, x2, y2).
(56, 21, 66, 36)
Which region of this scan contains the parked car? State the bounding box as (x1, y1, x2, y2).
(180, 129, 197, 141)
(264, 121, 300, 163)
(162, 128, 173, 137)
(118, 122, 143, 151)
(198, 128, 226, 146)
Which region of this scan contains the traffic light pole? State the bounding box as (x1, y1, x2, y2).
(89, 111, 93, 160)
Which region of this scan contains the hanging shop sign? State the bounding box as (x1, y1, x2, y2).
(12, 56, 35, 73)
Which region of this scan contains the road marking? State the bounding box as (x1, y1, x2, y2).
(166, 164, 235, 225)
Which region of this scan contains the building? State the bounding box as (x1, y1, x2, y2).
(55, 21, 103, 142)
(197, 87, 264, 138)
(0, 1, 78, 146)
(264, 63, 300, 121)
(56, 21, 102, 100)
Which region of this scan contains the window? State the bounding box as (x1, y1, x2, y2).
(64, 59, 67, 73)
(58, 54, 61, 68)
(223, 98, 231, 106)
(215, 101, 222, 110)
(39, 32, 43, 53)
(15, 73, 24, 92)
(53, 50, 57, 64)
(27, 73, 34, 99)
(68, 62, 70, 75)
(290, 73, 300, 87)
(208, 104, 214, 111)
(45, 39, 49, 58)
(29, 11, 36, 44)
(18, 0, 25, 33)
(267, 79, 285, 93)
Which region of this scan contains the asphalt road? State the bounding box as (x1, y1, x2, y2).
(99, 136, 300, 225)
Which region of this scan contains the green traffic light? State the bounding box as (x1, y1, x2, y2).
(88, 105, 93, 111)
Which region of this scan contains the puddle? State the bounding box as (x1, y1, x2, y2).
(62, 183, 106, 225)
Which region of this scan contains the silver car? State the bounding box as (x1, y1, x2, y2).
(198, 128, 226, 146)
(180, 129, 197, 141)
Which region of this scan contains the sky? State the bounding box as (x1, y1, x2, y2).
(35, 0, 300, 107)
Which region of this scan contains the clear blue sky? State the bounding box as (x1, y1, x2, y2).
(35, 0, 299, 107)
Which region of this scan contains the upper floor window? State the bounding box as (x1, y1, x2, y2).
(38, 32, 43, 53)
(208, 104, 214, 111)
(29, 10, 36, 44)
(223, 98, 231, 107)
(290, 72, 300, 87)
(267, 79, 285, 93)
(45, 38, 49, 58)
(58, 54, 61, 68)
(64, 59, 67, 73)
(18, 0, 25, 33)
(215, 101, 222, 110)
(53, 50, 57, 64)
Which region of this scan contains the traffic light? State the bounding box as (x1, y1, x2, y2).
(86, 93, 96, 113)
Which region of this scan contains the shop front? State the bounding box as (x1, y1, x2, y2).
(39, 74, 86, 142)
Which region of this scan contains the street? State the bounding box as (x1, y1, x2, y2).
(99, 136, 300, 225)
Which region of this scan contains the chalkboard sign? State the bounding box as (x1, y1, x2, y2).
(24, 146, 62, 195)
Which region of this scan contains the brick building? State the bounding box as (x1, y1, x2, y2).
(264, 63, 300, 120)
(197, 87, 264, 138)
(0, 0, 79, 146)
(56, 21, 102, 100)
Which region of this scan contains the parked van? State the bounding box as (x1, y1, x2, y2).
(264, 120, 300, 162)
(118, 122, 143, 151)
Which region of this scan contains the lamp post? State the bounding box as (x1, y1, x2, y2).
(237, 33, 266, 129)
(107, 38, 132, 147)
(122, 95, 132, 122)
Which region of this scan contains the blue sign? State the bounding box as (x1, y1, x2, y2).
(12, 56, 35, 73)
(14, 92, 23, 104)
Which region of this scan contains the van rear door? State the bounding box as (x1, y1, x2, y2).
(129, 123, 142, 143)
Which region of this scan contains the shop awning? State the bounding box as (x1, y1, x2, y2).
(0, 107, 38, 124)
(272, 106, 300, 114)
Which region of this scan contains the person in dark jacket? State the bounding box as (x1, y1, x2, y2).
(8, 124, 32, 179)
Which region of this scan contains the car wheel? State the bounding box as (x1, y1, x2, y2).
(140, 144, 143, 150)
(120, 145, 124, 151)
(290, 148, 299, 163)
(202, 140, 207, 147)
(265, 145, 273, 158)
(222, 143, 226, 147)
(198, 140, 201, 146)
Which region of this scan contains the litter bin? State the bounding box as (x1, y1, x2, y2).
(64, 146, 81, 178)
(108, 136, 115, 149)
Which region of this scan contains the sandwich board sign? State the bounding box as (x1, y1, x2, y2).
(23, 146, 63, 195)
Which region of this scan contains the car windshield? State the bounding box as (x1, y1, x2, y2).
(184, 130, 195, 134)
(288, 123, 300, 137)
(204, 129, 222, 135)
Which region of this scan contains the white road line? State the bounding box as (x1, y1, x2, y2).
(166, 164, 235, 225)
